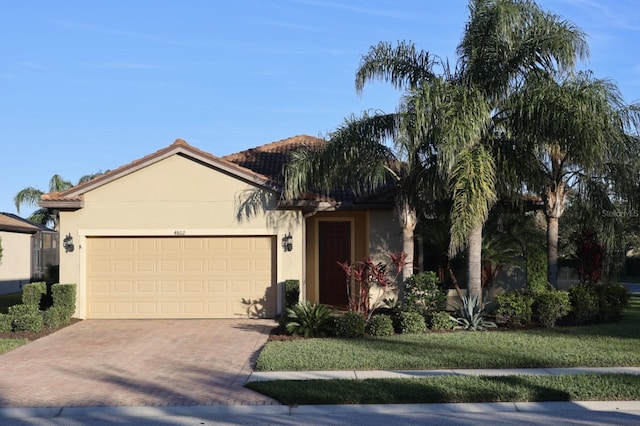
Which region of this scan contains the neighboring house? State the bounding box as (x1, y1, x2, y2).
(0, 212, 59, 294)
(40, 136, 402, 319)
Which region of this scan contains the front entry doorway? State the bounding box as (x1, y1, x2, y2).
(318, 221, 351, 306)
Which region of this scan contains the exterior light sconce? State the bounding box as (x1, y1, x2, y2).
(63, 233, 74, 253)
(281, 233, 293, 252)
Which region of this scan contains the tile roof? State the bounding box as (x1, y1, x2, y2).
(39, 135, 395, 210)
(0, 212, 53, 233)
(222, 134, 325, 184)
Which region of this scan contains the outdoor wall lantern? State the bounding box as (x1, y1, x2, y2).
(281, 233, 293, 252)
(63, 233, 74, 253)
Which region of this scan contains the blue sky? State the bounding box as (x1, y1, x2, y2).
(2, 0, 639, 218)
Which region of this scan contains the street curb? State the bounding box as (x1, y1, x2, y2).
(0, 401, 639, 419)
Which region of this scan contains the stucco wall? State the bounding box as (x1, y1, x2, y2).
(0, 231, 32, 294)
(59, 154, 304, 318)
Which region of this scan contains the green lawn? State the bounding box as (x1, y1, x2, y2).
(247, 374, 640, 405)
(0, 338, 28, 355)
(250, 301, 640, 404)
(256, 300, 640, 371)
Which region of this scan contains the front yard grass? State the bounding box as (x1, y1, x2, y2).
(247, 374, 640, 405)
(250, 301, 640, 404)
(0, 338, 28, 355)
(256, 300, 640, 371)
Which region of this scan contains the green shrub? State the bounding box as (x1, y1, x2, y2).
(568, 283, 599, 325)
(366, 314, 395, 337)
(595, 283, 631, 322)
(0, 313, 11, 333)
(284, 280, 300, 308)
(42, 306, 69, 329)
(428, 311, 454, 331)
(533, 290, 571, 328)
(402, 271, 447, 317)
(398, 311, 426, 334)
(285, 302, 334, 338)
(279, 280, 301, 327)
(495, 291, 534, 327)
(7, 304, 43, 332)
(22, 282, 47, 307)
(335, 311, 366, 338)
(450, 294, 497, 331)
(526, 243, 548, 293)
(52, 283, 76, 318)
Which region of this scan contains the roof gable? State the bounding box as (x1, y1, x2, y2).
(0, 212, 54, 234)
(40, 139, 278, 210)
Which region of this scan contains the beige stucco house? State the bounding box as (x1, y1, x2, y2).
(0, 213, 58, 294)
(41, 135, 402, 319)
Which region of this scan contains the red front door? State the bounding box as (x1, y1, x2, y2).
(318, 221, 351, 306)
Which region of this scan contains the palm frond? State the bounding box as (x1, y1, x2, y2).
(283, 111, 400, 200)
(355, 41, 439, 94)
(448, 144, 497, 256)
(49, 174, 72, 192)
(14, 186, 44, 213)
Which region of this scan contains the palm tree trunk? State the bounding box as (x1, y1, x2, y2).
(466, 223, 483, 302)
(547, 215, 559, 288)
(544, 182, 565, 289)
(397, 199, 417, 283)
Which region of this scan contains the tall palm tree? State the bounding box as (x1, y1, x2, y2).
(14, 171, 107, 229)
(347, 0, 587, 301)
(503, 71, 640, 287)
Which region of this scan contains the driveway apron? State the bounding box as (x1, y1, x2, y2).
(0, 319, 279, 408)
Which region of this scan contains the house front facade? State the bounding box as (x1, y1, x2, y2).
(41, 136, 402, 319)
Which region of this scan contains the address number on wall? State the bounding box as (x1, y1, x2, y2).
(174, 230, 186, 236)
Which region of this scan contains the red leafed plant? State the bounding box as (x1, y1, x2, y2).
(338, 252, 406, 321)
(575, 228, 606, 284)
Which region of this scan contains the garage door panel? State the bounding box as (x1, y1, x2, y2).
(86, 236, 275, 319)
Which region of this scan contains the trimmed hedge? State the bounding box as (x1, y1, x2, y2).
(49, 283, 76, 326)
(284, 280, 300, 309)
(429, 311, 454, 331)
(495, 291, 534, 327)
(7, 304, 43, 332)
(0, 313, 11, 333)
(398, 311, 426, 334)
(366, 314, 395, 337)
(22, 282, 47, 307)
(568, 283, 599, 325)
(335, 311, 366, 338)
(533, 290, 571, 328)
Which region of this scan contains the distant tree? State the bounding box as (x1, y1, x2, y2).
(14, 171, 107, 229)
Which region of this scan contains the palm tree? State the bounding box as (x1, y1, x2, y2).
(503, 71, 640, 287)
(343, 0, 587, 301)
(14, 174, 73, 228)
(14, 171, 107, 229)
(284, 111, 424, 282)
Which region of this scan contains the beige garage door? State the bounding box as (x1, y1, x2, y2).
(86, 236, 275, 319)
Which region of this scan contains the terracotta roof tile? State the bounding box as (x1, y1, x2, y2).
(223, 134, 325, 184)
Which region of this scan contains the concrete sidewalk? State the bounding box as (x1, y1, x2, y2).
(247, 366, 640, 382)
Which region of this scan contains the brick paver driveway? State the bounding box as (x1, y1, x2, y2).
(0, 319, 279, 408)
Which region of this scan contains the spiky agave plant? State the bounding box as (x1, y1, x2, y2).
(449, 294, 497, 331)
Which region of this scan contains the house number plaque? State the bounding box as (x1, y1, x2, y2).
(174, 230, 186, 236)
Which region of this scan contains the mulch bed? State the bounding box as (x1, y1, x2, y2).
(0, 318, 81, 341)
